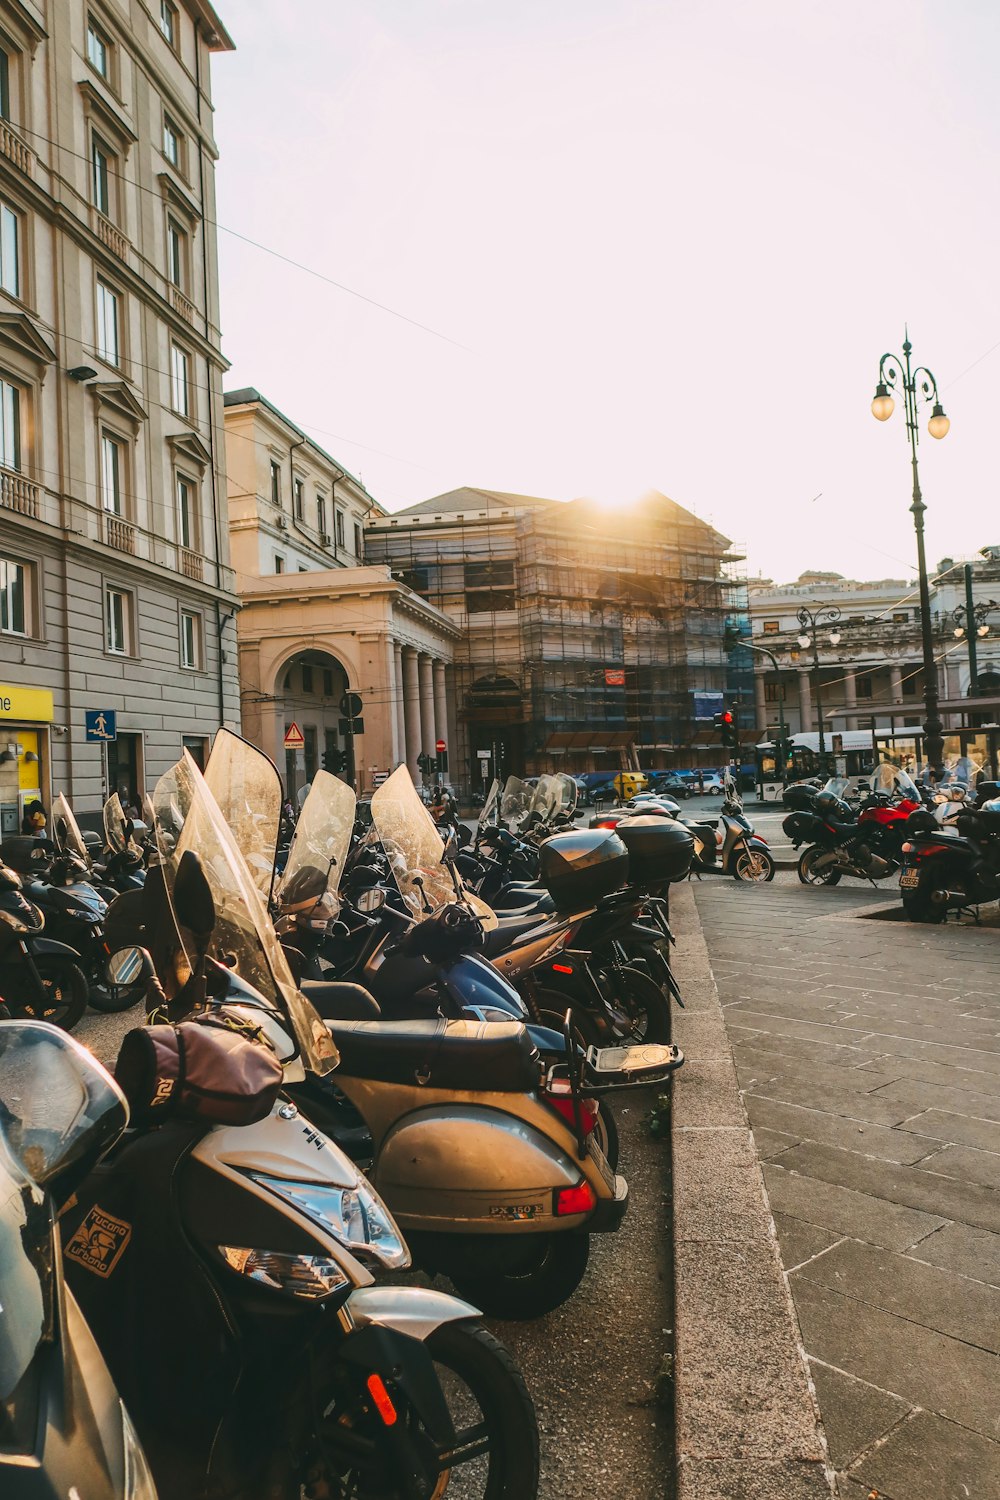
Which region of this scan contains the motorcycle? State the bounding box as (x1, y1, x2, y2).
(0, 1020, 159, 1498)
(788, 765, 922, 887)
(898, 794, 1000, 922)
(0, 861, 89, 1028)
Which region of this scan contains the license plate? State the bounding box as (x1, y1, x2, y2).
(899, 869, 919, 889)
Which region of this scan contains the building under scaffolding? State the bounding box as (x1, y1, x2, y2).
(366, 487, 738, 788)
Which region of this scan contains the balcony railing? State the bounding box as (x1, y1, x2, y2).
(179, 547, 203, 581)
(104, 513, 136, 555)
(0, 122, 32, 175)
(0, 466, 39, 518)
(169, 285, 195, 324)
(94, 210, 128, 260)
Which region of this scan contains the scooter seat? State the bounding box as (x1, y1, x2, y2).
(479, 913, 547, 958)
(327, 1017, 539, 1092)
(301, 979, 381, 1020)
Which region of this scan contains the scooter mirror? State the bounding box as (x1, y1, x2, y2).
(174, 849, 216, 943)
(356, 887, 386, 914)
(105, 946, 154, 987)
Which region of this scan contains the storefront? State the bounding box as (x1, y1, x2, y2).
(0, 684, 54, 837)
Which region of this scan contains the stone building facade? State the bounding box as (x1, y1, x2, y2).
(0, 0, 238, 831)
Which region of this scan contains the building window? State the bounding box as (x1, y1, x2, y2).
(764, 681, 785, 702)
(322, 669, 334, 696)
(856, 676, 873, 699)
(762, 620, 780, 635)
(96, 279, 120, 366)
(274, 553, 284, 574)
(101, 431, 124, 514)
(92, 134, 113, 217)
(0, 555, 26, 635)
(180, 610, 201, 669)
(317, 494, 327, 538)
(303, 725, 317, 782)
(269, 460, 281, 505)
(902, 674, 917, 696)
(301, 665, 313, 693)
(105, 586, 130, 655)
(0, 202, 20, 297)
(298, 565, 308, 573)
(181, 734, 207, 769)
(159, 0, 177, 46)
(0, 377, 21, 470)
(354, 522, 362, 558)
(464, 560, 515, 588)
(166, 217, 186, 290)
(293, 476, 304, 519)
(86, 18, 110, 79)
(162, 115, 181, 168)
(335, 509, 345, 547)
(176, 473, 196, 549)
(893, 611, 909, 623)
(170, 342, 190, 416)
(0, 49, 9, 122)
(466, 589, 517, 614)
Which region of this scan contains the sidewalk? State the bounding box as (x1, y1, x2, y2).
(691, 878, 1000, 1500)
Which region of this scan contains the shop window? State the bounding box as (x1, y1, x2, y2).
(0, 555, 28, 634)
(180, 609, 201, 669)
(105, 585, 132, 655)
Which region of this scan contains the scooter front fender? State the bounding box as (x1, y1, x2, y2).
(29, 935, 86, 961)
(347, 1284, 480, 1340)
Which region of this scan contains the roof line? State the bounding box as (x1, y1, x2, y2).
(223, 387, 384, 512)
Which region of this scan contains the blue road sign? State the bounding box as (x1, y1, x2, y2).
(85, 709, 117, 742)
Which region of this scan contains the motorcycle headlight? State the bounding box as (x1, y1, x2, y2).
(252, 1176, 410, 1271)
(218, 1247, 350, 1299)
(121, 1399, 157, 1500)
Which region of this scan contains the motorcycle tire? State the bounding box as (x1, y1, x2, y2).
(530, 986, 605, 1049)
(902, 890, 947, 924)
(594, 1099, 620, 1170)
(798, 848, 842, 886)
(733, 847, 775, 882)
(602, 965, 672, 1044)
(86, 961, 147, 1013)
(447, 1231, 590, 1320)
(8, 956, 89, 1031)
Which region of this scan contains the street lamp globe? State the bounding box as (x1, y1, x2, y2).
(953, 625, 966, 639)
(927, 404, 950, 440)
(871, 383, 895, 421)
(828, 630, 841, 646)
(797, 633, 812, 649)
(978, 624, 990, 638)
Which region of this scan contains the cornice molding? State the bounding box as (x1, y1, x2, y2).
(91, 379, 148, 428)
(0, 310, 56, 366)
(77, 78, 139, 150)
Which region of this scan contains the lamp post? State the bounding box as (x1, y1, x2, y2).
(951, 562, 997, 706)
(744, 640, 789, 786)
(871, 331, 950, 776)
(796, 604, 842, 772)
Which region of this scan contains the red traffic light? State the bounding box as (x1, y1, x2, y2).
(721, 711, 733, 725)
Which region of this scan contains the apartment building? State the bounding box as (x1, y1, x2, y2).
(0, 0, 238, 831)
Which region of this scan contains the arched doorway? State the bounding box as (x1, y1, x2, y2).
(463, 675, 525, 779)
(276, 649, 352, 800)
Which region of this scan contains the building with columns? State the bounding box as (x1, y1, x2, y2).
(747, 553, 1000, 746)
(224, 390, 457, 793)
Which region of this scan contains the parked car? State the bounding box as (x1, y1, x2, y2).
(648, 774, 690, 799)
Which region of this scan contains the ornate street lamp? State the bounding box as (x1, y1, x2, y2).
(951, 564, 998, 702)
(871, 331, 950, 775)
(796, 604, 842, 771)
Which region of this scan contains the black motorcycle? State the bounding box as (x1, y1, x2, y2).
(785, 786, 899, 886)
(0, 863, 88, 1029)
(898, 800, 1000, 922)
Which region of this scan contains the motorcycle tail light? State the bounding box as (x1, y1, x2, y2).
(554, 1180, 597, 1216)
(901, 842, 913, 854)
(546, 1087, 598, 1136)
(552, 962, 574, 974)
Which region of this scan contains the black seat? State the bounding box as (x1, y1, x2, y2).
(301, 979, 381, 1020)
(480, 912, 547, 958)
(328, 1017, 538, 1092)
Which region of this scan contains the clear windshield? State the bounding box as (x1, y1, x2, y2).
(478, 778, 501, 829)
(937, 752, 983, 791)
(500, 776, 533, 832)
(102, 792, 133, 853)
(154, 752, 338, 1075)
(204, 729, 281, 906)
(871, 762, 920, 801)
(51, 793, 88, 863)
(528, 775, 560, 824)
(276, 770, 356, 914)
(371, 765, 497, 928)
(556, 772, 578, 817)
(822, 776, 851, 800)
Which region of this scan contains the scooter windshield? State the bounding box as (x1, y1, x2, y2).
(822, 777, 852, 801)
(500, 776, 533, 831)
(871, 762, 921, 801)
(204, 728, 281, 905)
(371, 765, 496, 927)
(478, 778, 501, 830)
(154, 752, 338, 1076)
(556, 773, 578, 818)
(276, 770, 356, 914)
(102, 792, 133, 853)
(51, 793, 89, 865)
(528, 775, 560, 825)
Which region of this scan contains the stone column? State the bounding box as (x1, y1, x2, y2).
(445, 665, 461, 788)
(402, 647, 421, 777)
(419, 654, 436, 769)
(393, 643, 406, 767)
(843, 670, 858, 732)
(798, 671, 812, 735)
(889, 665, 903, 716)
(433, 660, 448, 764)
(754, 671, 767, 734)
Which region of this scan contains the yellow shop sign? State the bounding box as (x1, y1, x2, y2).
(0, 684, 55, 721)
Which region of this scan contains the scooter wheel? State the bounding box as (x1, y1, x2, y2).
(902, 891, 946, 924)
(447, 1231, 591, 1320)
(9, 957, 88, 1031)
(733, 847, 775, 882)
(798, 848, 841, 886)
(593, 1100, 620, 1170)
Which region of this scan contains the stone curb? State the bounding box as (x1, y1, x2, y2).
(669, 882, 837, 1499)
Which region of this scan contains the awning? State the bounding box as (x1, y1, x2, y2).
(542, 730, 636, 750)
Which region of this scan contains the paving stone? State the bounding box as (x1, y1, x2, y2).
(807, 1360, 910, 1469)
(892, 1100, 1000, 1141)
(774, 1140, 1000, 1233)
(750, 1125, 801, 1161)
(771, 1214, 845, 1272)
(913, 1221, 1000, 1287)
(726, 1027, 880, 1069)
(792, 1238, 1000, 1353)
(762, 1164, 947, 1252)
(790, 1278, 1000, 1441)
(673, 1009, 733, 1055)
(859, 1055, 1000, 1094)
(678, 1456, 833, 1499)
(747, 1073, 916, 1126)
(746, 1096, 938, 1165)
(851, 1409, 1000, 1500)
(920, 1141, 1000, 1189)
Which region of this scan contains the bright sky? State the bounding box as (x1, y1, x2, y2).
(212, 1, 1000, 586)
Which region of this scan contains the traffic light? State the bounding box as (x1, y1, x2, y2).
(322, 748, 348, 773)
(713, 709, 738, 749)
(417, 751, 435, 774)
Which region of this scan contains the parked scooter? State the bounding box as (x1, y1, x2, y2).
(0, 1021, 158, 1498)
(0, 862, 89, 1028)
(684, 776, 774, 881)
(898, 794, 1000, 922)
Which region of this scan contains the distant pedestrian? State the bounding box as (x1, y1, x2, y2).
(697, 769, 705, 794)
(21, 799, 46, 836)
